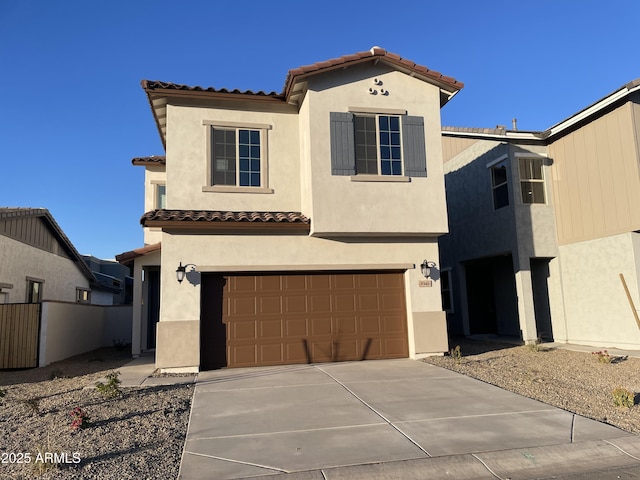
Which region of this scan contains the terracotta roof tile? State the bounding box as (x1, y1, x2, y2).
(282, 47, 463, 100)
(141, 80, 281, 98)
(131, 156, 166, 166)
(140, 209, 310, 226)
(115, 242, 161, 264)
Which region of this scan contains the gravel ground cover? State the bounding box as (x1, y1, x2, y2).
(0, 348, 192, 479)
(424, 338, 640, 434)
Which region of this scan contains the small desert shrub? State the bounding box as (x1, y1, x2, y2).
(449, 345, 462, 363)
(30, 434, 60, 477)
(49, 368, 65, 380)
(23, 398, 40, 415)
(95, 371, 122, 399)
(0, 389, 6, 403)
(592, 350, 613, 364)
(70, 407, 90, 432)
(612, 387, 635, 408)
(527, 337, 542, 352)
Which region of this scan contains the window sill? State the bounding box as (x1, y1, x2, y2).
(350, 175, 410, 183)
(202, 186, 274, 194)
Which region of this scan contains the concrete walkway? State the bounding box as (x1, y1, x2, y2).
(175, 359, 640, 480)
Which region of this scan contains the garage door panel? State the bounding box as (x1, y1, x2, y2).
(233, 297, 256, 315)
(285, 318, 308, 336)
(334, 294, 355, 312)
(334, 316, 357, 334)
(260, 296, 282, 314)
(310, 294, 331, 312)
(209, 272, 408, 368)
(260, 319, 282, 338)
(311, 317, 332, 336)
(285, 295, 307, 313)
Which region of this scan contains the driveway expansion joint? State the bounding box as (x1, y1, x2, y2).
(184, 451, 289, 474)
(604, 439, 640, 461)
(315, 365, 432, 457)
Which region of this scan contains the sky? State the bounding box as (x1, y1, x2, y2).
(1, 1, 638, 259)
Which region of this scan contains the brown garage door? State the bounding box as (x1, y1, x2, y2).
(200, 272, 408, 369)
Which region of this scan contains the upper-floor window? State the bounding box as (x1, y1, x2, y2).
(330, 111, 426, 179)
(76, 288, 91, 304)
(354, 115, 402, 175)
(519, 157, 546, 204)
(491, 161, 509, 209)
(154, 183, 166, 209)
(213, 128, 261, 187)
(202, 120, 273, 194)
(26, 279, 42, 303)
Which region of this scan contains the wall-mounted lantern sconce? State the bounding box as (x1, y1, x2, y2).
(176, 262, 197, 283)
(420, 259, 436, 279)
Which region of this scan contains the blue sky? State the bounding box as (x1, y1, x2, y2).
(1, 1, 638, 259)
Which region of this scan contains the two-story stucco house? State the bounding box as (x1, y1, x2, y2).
(119, 47, 463, 372)
(440, 79, 640, 349)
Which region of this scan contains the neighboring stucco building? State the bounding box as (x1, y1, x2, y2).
(0, 208, 95, 304)
(440, 79, 640, 349)
(82, 255, 133, 305)
(119, 47, 463, 372)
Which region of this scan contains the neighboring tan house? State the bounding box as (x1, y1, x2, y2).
(118, 47, 464, 372)
(0, 208, 95, 304)
(440, 79, 640, 349)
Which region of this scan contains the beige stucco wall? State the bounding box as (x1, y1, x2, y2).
(302, 64, 448, 236)
(0, 235, 90, 303)
(549, 102, 640, 245)
(39, 302, 132, 366)
(164, 102, 301, 213)
(557, 232, 640, 348)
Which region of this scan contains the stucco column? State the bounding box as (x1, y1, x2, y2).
(514, 268, 538, 342)
(131, 261, 143, 357)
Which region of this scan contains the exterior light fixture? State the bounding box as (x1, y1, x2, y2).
(421, 260, 436, 278)
(176, 262, 196, 283)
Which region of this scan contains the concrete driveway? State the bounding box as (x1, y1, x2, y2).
(178, 359, 640, 479)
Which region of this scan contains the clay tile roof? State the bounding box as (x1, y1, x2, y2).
(115, 242, 161, 265)
(141, 79, 281, 98)
(282, 46, 463, 100)
(140, 209, 310, 226)
(131, 156, 166, 166)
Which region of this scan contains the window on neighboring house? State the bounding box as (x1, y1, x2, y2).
(155, 184, 166, 209)
(26, 279, 43, 303)
(519, 157, 546, 204)
(76, 288, 91, 304)
(213, 128, 261, 187)
(491, 161, 509, 209)
(440, 269, 453, 313)
(330, 111, 427, 178)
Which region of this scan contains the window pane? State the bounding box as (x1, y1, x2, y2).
(380, 146, 390, 159)
(239, 159, 249, 171)
(381, 160, 391, 175)
(156, 184, 166, 209)
(250, 130, 260, 143)
(379, 115, 389, 130)
(251, 172, 260, 186)
(212, 128, 236, 186)
(522, 181, 546, 204)
(239, 145, 249, 158)
(391, 160, 402, 175)
(492, 164, 507, 186)
(390, 132, 401, 145)
(389, 116, 400, 130)
(380, 131, 389, 145)
(239, 172, 250, 186)
(391, 147, 401, 160)
(239, 129, 249, 144)
(494, 184, 509, 209)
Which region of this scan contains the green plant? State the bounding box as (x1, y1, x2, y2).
(592, 350, 613, 364)
(612, 387, 635, 408)
(31, 433, 60, 477)
(0, 388, 6, 404)
(527, 337, 542, 352)
(95, 371, 122, 399)
(49, 368, 65, 380)
(112, 338, 130, 351)
(449, 345, 462, 363)
(23, 397, 40, 415)
(70, 407, 90, 432)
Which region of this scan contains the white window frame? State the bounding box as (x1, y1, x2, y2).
(76, 288, 91, 304)
(154, 183, 166, 209)
(202, 120, 274, 194)
(26, 277, 43, 303)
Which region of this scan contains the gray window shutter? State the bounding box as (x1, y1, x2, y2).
(330, 112, 355, 175)
(402, 115, 427, 177)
